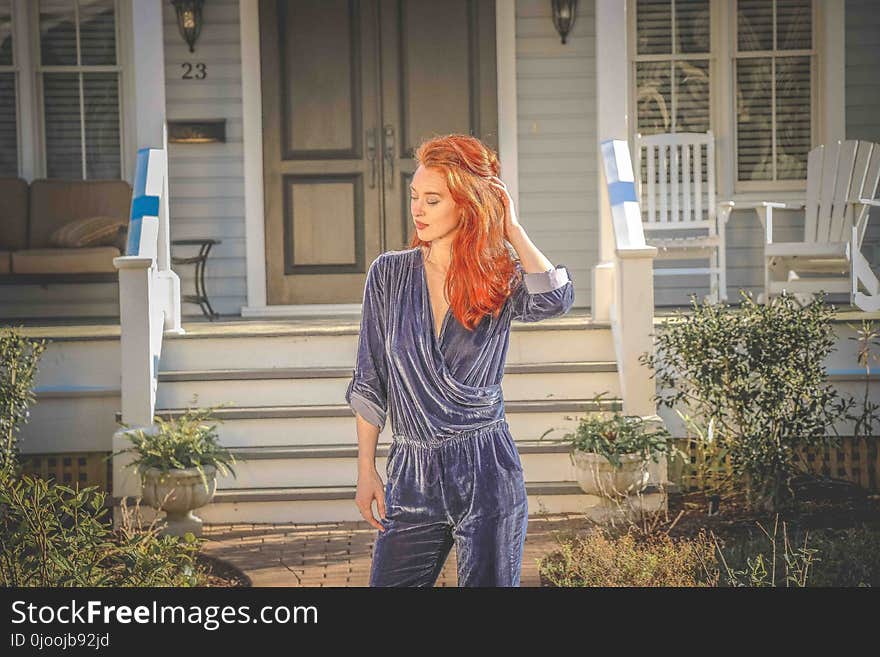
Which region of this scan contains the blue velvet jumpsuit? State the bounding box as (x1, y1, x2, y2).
(345, 246, 574, 587)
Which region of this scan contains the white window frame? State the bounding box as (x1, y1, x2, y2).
(728, 0, 817, 193)
(5, 0, 131, 182)
(627, 0, 845, 203)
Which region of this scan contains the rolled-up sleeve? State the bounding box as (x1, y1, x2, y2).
(345, 255, 389, 431)
(510, 261, 575, 322)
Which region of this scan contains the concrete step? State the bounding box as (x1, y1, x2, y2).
(157, 322, 614, 371)
(114, 398, 623, 448)
(155, 361, 620, 408)
(203, 439, 581, 489)
(113, 482, 668, 525)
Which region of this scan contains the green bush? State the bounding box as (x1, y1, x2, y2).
(0, 328, 47, 480)
(0, 474, 209, 587)
(639, 290, 856, 513)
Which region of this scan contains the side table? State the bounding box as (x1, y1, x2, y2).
(171, 238, 222, 320)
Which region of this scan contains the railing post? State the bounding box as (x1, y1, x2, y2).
(599, 138, 668, 487)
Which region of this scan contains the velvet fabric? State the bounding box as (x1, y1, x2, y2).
(345, 246, 574, 586)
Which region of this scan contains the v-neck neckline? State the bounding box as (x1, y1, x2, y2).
(419, 247, 452, 345)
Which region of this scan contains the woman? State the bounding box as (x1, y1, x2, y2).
(346, 134, 574, 587)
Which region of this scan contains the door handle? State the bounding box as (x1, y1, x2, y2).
(366, 127, 377, 189)
(383, 124, 395, 188)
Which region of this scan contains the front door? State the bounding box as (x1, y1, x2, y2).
(259, 0, 498, 305)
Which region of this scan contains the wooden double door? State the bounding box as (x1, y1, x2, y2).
(259, 0, 498, 304)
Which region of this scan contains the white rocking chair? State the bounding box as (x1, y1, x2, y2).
(756, 139, 880, 310)
(634, 131, 733, 303)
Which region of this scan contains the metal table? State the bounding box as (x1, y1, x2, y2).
(171, 238, 221, 320)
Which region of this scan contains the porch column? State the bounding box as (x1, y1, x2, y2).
(592, 0, 629, 322)
(128, 0, 182, 332)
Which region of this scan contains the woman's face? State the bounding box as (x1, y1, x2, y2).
(411, 164, 460, 243)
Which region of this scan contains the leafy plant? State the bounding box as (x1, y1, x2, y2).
(0, 474, 207, 586)
(639, 290, 856, 513)
(0, 328, 47, 481)
(110, 403, 237, 494)
(846, 319, 880, 444)
(561, 393, 678, 469)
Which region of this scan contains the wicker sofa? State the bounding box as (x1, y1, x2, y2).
(0, 177, 132, 284)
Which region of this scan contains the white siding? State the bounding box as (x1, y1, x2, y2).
(516, 0, 596, 310)
(164, 0, 246, 317)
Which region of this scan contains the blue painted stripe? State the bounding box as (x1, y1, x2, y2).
(126, 147, 161, 256)
(126, 216, 142, 255)
(608, 180, 637, 206)
(133, 148, 149, 196)
(131, 194, 160, 219)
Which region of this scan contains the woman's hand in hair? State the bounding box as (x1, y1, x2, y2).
(488, 176, 522, 241)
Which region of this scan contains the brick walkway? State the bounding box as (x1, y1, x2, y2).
(200, 512, 596, 587)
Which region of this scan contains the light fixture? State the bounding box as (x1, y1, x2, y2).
(551, 0, 577, 45)
(171, 0, 205, 54)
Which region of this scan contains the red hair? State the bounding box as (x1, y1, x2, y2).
(409, 133, 518, 332)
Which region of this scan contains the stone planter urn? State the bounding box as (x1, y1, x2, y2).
(572, 450, 650, 498)
(140, 465, 217, 538)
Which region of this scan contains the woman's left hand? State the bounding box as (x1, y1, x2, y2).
(488, 175, 521, 241)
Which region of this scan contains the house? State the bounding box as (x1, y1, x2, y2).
(2, 0, 879, 523)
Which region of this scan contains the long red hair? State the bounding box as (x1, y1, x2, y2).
(409, 134, 518, 332)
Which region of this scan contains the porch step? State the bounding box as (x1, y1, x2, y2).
(157, 320, 613, 371)
(116, 398, 620, 423)
(113, 482, 668, 525)
(201, 439, 586, 489)
(113, 399, 622, 448)
(155, 360, 620, 407)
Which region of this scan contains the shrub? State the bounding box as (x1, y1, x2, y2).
(0, 474, 209, 587)
(639, 290, 856, 513)
(538, 525, 720, 587)
(0, 328, 47, 480)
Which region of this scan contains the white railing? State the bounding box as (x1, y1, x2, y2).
(112, 146, 184, 428)
(598, 138, 667, 486)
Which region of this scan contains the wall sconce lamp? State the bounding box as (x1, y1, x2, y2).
(551, 0, 577, 45)
(171, 0, 205, 53)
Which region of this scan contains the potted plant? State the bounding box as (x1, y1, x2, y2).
(563, 403, 675, 498)
(111, 404, 237, 538)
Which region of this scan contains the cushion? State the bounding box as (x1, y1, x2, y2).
(0, 251, 11, 274)
(49, 215, 128, 248)
(0, 177, 29, 250)
(11, 247, 121, 274)
(28, 179, 131, 248)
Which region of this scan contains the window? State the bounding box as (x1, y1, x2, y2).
(0, 0, 17, 177)
(634, 0, 711, 135)
(631, 0, 821, 195)
(735, 0, 814, 183)
(38, 0, 122, 179)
